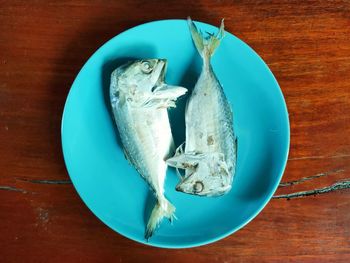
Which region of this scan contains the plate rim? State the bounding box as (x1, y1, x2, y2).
(61, 19, 290, 249)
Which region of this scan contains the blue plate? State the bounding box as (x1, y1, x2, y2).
(61, 19, 290, 248)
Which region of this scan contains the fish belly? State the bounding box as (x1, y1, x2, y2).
(115, 106, 172, 196)
(185, 74, 222, 154)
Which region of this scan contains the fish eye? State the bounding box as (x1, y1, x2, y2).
(141, 61, 153, 73)
(193, 181, 204, 193)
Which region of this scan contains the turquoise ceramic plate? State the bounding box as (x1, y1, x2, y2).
(61, 19, 290, 248)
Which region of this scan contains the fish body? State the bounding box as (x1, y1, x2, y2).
(110, 59, 187, 239)
(167, 18, 237, 197)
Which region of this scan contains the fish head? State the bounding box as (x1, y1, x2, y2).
(175, 154, 232, 196)
(111, 59, 186, 108)
(175, 170, 231, 197)
(117, 59, 167, 93)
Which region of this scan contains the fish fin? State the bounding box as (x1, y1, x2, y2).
(167, 143, 186, 180)
(145, 198, 176, 240)
(187, 17, 225, 63)
(174, 142, 186, 156)
(162, 85, 188, 103)
(166, 152, 203, 170)
(175, 167, 184, 181)
(187, 17, 205, 57)
(154, 85, 187, 109)
(141, 86, 187, 109)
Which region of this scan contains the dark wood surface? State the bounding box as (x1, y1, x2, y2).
(1, 1, 349, 262)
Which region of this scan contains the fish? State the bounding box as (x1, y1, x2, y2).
(166, 18, 237, 197)
(109, 59, 187, 239)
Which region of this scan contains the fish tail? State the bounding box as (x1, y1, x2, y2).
(145, 197, 176, 240)
(187, 17, 225, 64)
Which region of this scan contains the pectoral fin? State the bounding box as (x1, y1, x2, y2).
(166, 152, 204, 170)
(140, 85, 187, 109)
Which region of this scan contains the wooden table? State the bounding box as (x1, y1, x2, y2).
(1, 1, 349, 262)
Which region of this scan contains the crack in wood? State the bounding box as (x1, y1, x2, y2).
(16, 178, 72, 185)
(0, 185, 28, 194)
(279, 169, 344, 187)
(288, 154, 350, 161)
(8, 170, 349, 200)
(27, 179, 72, 185)
(273, 180, 350, 199)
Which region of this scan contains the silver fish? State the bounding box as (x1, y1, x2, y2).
(110, 59, 187, 239)
(167, 18, 237, 197)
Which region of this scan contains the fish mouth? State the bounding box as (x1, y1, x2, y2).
(175, 184, 181, 191)
(149, 59, 168, 93)
(175, 172, 193, 192)
(175, 183, 185, 192)
(175, 177, 186, 192)
(175, 182, 202, 196)
(156, 59, 167, 85)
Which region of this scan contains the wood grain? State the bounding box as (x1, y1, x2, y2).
(0, 1, 349, 262)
